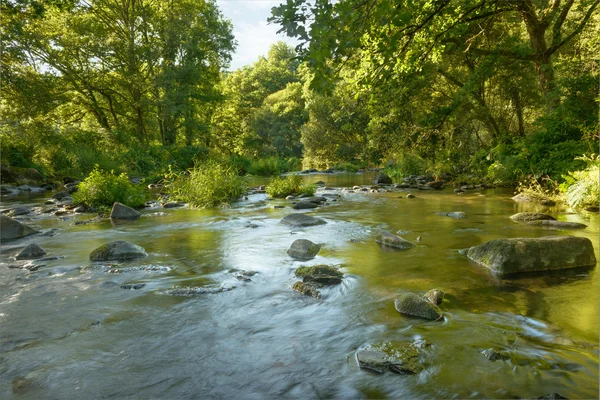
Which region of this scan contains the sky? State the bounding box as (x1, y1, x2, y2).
(216, 0, 300, 70)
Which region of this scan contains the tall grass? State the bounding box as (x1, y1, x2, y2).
(164, 160, 247, 208)
(266, 175, 316, 198)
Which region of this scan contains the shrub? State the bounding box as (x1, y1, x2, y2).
(384, 151, 427, 179)
(560, 155, 599, 209)
(266, 175, 316, 198)
(164, 159, 247, 208)
(73, 167, 146, 210)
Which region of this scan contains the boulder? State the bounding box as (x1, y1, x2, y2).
(8, 207, 30, 217)
(110, 202, 141, 220)
(287, 239, 321, 260)
(510, 212, 555, 222)
(292, 281, 321, 298)
(280, 213, 326, 227)
(424, 289, 444, 305)
(406, 193, 415, 199)
(394, 292, 443, 320)
(425, 180, 444, 189)
(15, 243, 47, 260)
(304, 196, 327, 204)
(356, 341, 427, 374)
(467, 236, 596, 276)
(375, 231, 415, 250)
(526, 220, 587, 230)
(89, 240, 147, 261)
(374, 172, 393, 184)
(435, 211, 467, 219)
(293, 201, 319, 210)
(295, 265, 343, 285)
(52, 191, 69, 200)
(0, 215, 38, 241)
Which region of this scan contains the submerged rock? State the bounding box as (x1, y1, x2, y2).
(356, 341, 428, 374)
(525, 220, 587, 230)
(0, 215, 38, 241)
(165, 285, 235, 295)
(15, 243, 46, 260)
(293, 201, 318, 210)
(110, 202, 141, 220)
(394, 292, 443, 320)
(435, 211, 467, 219)
(375, 231, 415, 250)
(424, 289, 444, 305)
(287, 239, 321, 260)
(467, 236, 596, 276)
(280, 213, 326, 227)
(89, 240, 147, 261)
(292, 281, 321, 298)
(120, 283, 145, 290)
(510, 212, 556, 222)
(481, 348, 510, 361)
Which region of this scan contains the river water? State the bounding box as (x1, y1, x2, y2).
(1, 173, 598, 399)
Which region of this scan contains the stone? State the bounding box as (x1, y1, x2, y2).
(435, 211, 467, 219)
(511, 193, 554, 204)
(293, 201, 319, 210)
(163, 202, 185, 208)
(280, 213, 326, 227)
(15, 243, 46, 260)
(52, 191, 69, 200)
(287, 239, 321, 260)
(18, 185, 32, 191)
(509, 212, 556, 222)
(424, 289, 444, 305)
(165, 285, 234, 295)
(406, 193, 415, 198)
(467, 236, 596, 276)
(0, 215, 38, 241)
(120, 283, 145, 290)
(454, 188, 464, 193)
(304, 196, 327, 204)
(394, 292, 443, 320)
(285, 195, 295, 200)
(526, 220, 587, 230)
(89, 240, 147, 261)
(481, 348, 509, 362)
(292, 281, 321, 298)
(8, 207, 30, 217)
(295, 265, 343, 285)
(356, 342, 426, 374)
(375, 231, 415, 250)
(110, 202, 141, 220)
(374, 172, 393, 184)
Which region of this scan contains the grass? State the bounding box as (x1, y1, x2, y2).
(265, 175, 316, 198)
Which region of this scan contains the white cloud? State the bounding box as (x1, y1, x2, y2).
(217, 0, 299, 70)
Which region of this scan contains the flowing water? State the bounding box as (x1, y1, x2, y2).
(1, 173, 598, 399)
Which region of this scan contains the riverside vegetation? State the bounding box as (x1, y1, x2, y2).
(2, 0, 598, 210)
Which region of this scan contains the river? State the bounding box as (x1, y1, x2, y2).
(1, 173, 598, 399)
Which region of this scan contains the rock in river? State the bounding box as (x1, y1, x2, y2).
(356, 341, 428, 374)
(110, 202, 141, 220)
(15, 243, 46, 260)
(510, 212, 555, 222)
(287, 239, 321, 260)
(89, 240, 148, 261)
(0, 215, 38, 241)
(292, 281, 321, 298)
(295, 265, 343, 285)
(435, 211, 467, 219)
(467, 236, 596, 276)
(375, 231, 415, 250)
(525, 220, 587, 230)
(280, 213, 326, 227)
(424, 289, 444, 305)
(374, 172, 393, 184)
(293, 201, 319, 210)
(394, 293, 443, 321)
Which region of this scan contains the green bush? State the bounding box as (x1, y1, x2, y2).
(164, 159, 247, 208)
(384, 151, 427, 179)
(73, 167, 146, 210)
(560, 155, 599, 209)
(266, 175, 316, 198)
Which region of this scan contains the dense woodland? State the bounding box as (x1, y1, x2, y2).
(1, 0, 598, 204)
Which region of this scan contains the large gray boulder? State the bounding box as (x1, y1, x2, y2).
(375, 231, 415, 250)
(15, 243, 46, 260)
(467, 236, 596, 276)
(280, 213, 326, 227)
(110, 202, 141, 220)
(510, 212, 555, 222)
(374, 172, 393, 184)
(0, 215, 38, 241)
(89, 240, 148, 261)
(394, 293, 443, 320)
(293, 201, 319, 210)
(287, 239, 321, 260)
(526, 220, 587, 230)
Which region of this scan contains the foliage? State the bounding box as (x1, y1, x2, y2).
(515, 176, 560, 203)
(164, 160, 247, 208)
(560, 155, 599, 209)
(73, 168, 146, 210)
(384, 152, 427, 179)
(266, 175, 316, 198)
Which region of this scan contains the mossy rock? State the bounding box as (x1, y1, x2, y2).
(375, 231, 415, 250)
(467, 236, 596, 276)
(394, 292, 443, 320)
(280, 213, 326, 227)
(510, 212, 556, 222)
(356, 340, 428, 374)
(287, 239, 321, 260)
(295, 265, 343, 286)
(424, 289, 444, 305)
(292, 281, 321, 298)
(526, 220, 587, 230)
(89, 240, 147, 261)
